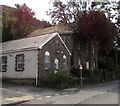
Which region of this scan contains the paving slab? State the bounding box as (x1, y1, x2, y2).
(2, 88, 34, 105)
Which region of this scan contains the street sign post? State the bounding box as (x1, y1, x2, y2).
(79, 64, 83, 87)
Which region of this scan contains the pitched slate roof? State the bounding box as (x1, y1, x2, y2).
(27, 24, 73, 37)
(1, 33, 71, 55)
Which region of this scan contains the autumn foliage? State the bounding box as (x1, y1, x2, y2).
(11, 4, 35, 37)
(1, 4, 51, 42)
(79, 11, 117, 49)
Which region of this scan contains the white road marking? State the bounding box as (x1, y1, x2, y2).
(46, 96, 52, 98)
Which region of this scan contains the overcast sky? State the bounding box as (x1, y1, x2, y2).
(0, 0, 95, 22)
(1, 0, 53, 22)
(1, 0, 119, 22)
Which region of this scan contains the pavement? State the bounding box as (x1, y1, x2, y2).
(1, 82, 80, 105)
(1, 88, 34, 105)
(1, 80, 119, 105)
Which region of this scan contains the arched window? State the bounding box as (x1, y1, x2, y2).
(85, 58, 89, 69)
(78, 58, 81, 65)
(54, 58, 59, 73)
(63, 55, 67, 71)
(45, 51, 50, 70)
(93, 58, 96, 68)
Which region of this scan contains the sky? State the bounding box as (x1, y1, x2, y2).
(0, 0, 95, 22)
(0, 0, 53, 22)
(1, 0, 119, 22)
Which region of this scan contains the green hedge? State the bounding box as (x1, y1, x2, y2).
(41, 70, 72, 89)
(70, 67, 92, 78)
(43, 70, 71, 81)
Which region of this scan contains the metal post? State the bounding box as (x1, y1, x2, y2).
(115, 49, 118, 79)
(81, 69, 82, 87)
(79, 64, 83, 87)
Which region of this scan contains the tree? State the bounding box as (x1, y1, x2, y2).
(47, 0, 91, 25)
(2, 10, 17, 42)
(79, 11, 117, 55)
(12, 4, 36, 38)
(47, 1, 71, 25)
(74, 10, 117, 69)
(1, 4, 36, 42)
(116, 1, 120, 49)
(91, 1, 120, 49)
(2, 4, 52, 42)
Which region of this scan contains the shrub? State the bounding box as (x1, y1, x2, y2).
(82, 68, 92, 78)
(44, 70, 71, 81)
(93, 68, 101, 76)
(70, 67, 80, 77)
(41, 70, 72, 89)
(70, 67, 92, 78)
(98, 56, 116, 73)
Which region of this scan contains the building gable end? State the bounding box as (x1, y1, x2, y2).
(38, 33, 71, 56)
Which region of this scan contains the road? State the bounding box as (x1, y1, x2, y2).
(1, 80, 119, 105)
(52, 81, 118, 104)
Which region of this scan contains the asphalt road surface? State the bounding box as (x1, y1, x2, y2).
(2, 80, 119, 105)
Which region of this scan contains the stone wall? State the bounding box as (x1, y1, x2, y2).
(38, 35, 71, 79)
(2, 78, 36, 85)
(61, 33, 98, 70)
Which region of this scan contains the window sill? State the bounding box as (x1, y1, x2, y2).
(45, 69, 49, 71)
(15, 69, 24, 71)
(0, 70, 7, 72)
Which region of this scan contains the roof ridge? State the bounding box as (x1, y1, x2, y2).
(27, 24, 72, 37)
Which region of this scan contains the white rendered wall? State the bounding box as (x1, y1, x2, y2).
(2, 50, 38, 79)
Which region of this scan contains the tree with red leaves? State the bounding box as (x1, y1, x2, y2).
(74, 11, 117, 69)
(78, 11, 117, 54)
(1, 4, 36, 42)
(12, 4, 36, 37)
(1, 4, 52, 42)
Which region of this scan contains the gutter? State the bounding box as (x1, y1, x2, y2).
(1, 47, 36, 55)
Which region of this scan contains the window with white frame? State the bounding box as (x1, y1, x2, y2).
(63, 55, 67, 71)
(0, 56, 7, 72)
(86, 62, 89, 69)
(54, 58, 59, 73)
(45, 51, 50, 70)
(15, 54, 24, 71)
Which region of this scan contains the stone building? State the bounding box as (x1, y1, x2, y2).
(0, 24, 98, 86)
(27, 24, 98, 70)
(0, 33, 71, 85)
